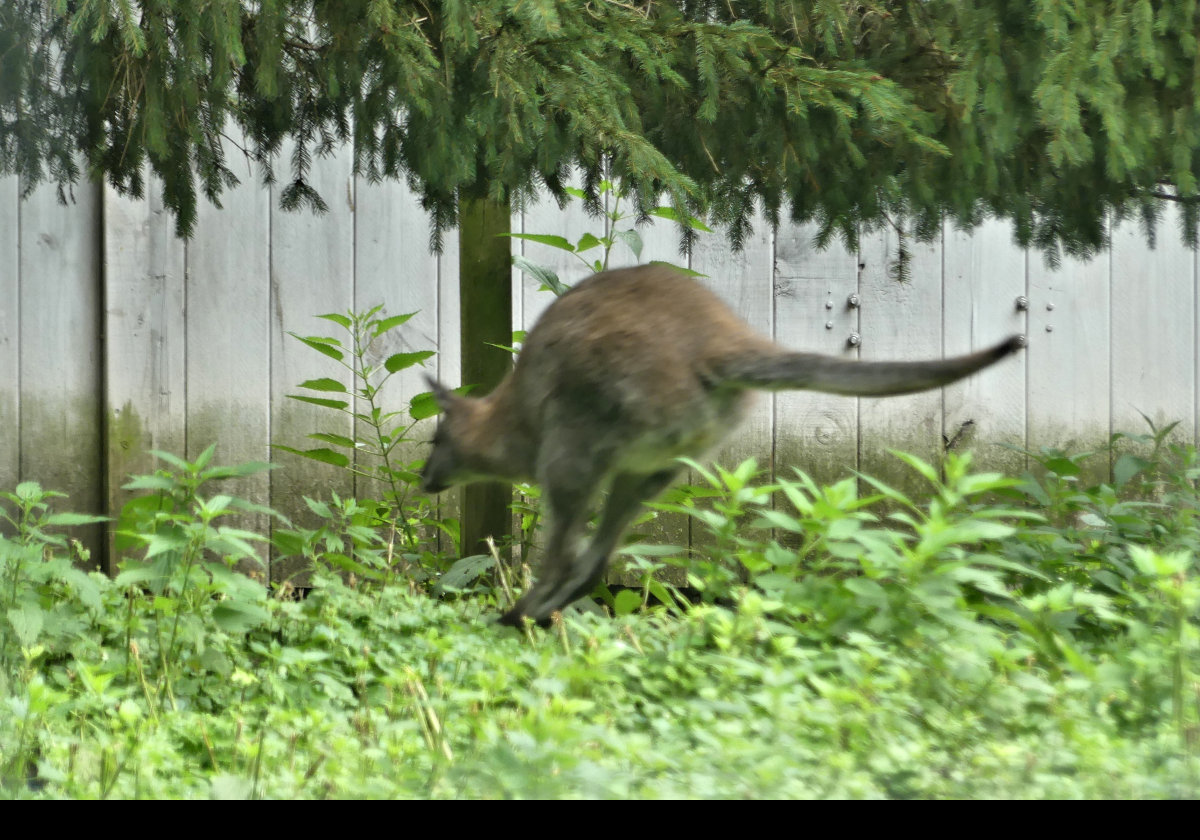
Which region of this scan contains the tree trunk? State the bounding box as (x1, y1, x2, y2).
(456, 193, 514, 558)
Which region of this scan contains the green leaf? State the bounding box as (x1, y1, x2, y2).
(1113, 454, 1150, 488)
(512, 255, 569, 296)
(59, 566, 103, 611)
(648, 207, 712, 232)
(575, 232, 603, 253)
(325, 552, 385, 581)
(613, 229, 644, 260)
(114, 564, 166, 587)
(307, 432, 357, 448)
(212, 601, 270, 633)
(271, 529, 308, 557)
(199, 461, 278, 481)
(372, 312, 418, 336)
(286, 395, 350, 410)
(409, 392, 441, 421)
(149, 450, 194, 471)
(384, 350, 436, 373)
(299, 377, 348, 393)
(1043, 456, 1082, 477)
(648, 260, 706, 277)
(505, 233, 575, 252)
(122, 474, 177, 492)
(291, 334, 345, 362)
(43, 512, 109, 526)
(434, 553, 495, 594)
(844, 577, 888, 607)
(317, 313, 352, 329)
(194, 443, 218, 470)
(272, 446, 350, 468)
(890, 450, 940, 484)
(7, 603, 44, 648)
(613, 589, 643, 616)
(304, 497, 333, 518)
(14, 481, 44, 501)
(617, 543, 685, 557)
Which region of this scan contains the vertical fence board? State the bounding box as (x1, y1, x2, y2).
(1111, 208, 1195, 442)
(773, 225, 860, 487)
(0, 176, 18, 499)
(858, 227, 947, 493)
(1027, 246, 1111, 482)
(692, 215, 775, 472)
(103, 178, 187, 572)
(187, 161, 271, 565)
(269, 147, 356, 584)
(19, 183, 104, 564)
(942, 219, 1028, 475)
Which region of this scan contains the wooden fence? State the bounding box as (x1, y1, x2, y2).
(2, 155, 1197, 576)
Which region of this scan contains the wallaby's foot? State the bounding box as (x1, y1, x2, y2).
(498, 605, 553, 629)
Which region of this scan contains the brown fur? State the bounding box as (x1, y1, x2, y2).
(422, 265, 1023, 626)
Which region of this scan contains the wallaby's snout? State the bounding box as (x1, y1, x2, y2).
(420, 440, 454, 495)
(419, 469, 446, 495)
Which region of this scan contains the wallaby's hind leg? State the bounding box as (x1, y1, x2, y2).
(500, 467, 682, 627)
(557, 468, 683, 607)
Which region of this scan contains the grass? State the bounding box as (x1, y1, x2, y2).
(1, 429, 1199, 798)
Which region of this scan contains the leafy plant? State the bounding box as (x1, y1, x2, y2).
(276, 307, 455, 564)
(5, 437, 1200, 798)
(0, 483, 107, 687)
(113, 447, 283, 711)
(508, 178, 710, 297)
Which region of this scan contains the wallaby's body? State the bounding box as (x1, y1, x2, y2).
(422, 265, 1023, 627)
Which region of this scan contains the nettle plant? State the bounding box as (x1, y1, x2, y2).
(508, 179, 710, 298)
(277, 308, 454, 572)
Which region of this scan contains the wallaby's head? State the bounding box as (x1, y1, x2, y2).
(420, 376, 496, 494)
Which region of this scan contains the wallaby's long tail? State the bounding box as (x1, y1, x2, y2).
(717, 335, 1024, 397)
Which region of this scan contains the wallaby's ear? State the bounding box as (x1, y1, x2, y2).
(423, 374, 459, 409)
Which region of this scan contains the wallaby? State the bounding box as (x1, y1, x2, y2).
(422, 264, 1024, 627)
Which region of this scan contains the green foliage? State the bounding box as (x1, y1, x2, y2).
(4, 431, 1200, 798)
(275, 306, 454, 580)
(7, 2, 1198, 256)
(509, 179, 711, 295)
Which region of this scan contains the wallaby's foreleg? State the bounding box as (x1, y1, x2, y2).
(498, 458, 596, 627)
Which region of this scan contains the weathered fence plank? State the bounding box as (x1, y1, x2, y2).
(1111, 206, 1196, 443)
(692, 215, 775, 474)
(1027, 245, 1111, 481)
(0, 176, 18, 502)
(186, 156, 272, 562)
(773, 224, 860, 487)
(269, 145, 357, 584)
(942, 218, 1029, 475)
(858, 226, 947, 494)
(103, 176, 187, 572)
(19, 182, 104, 564)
